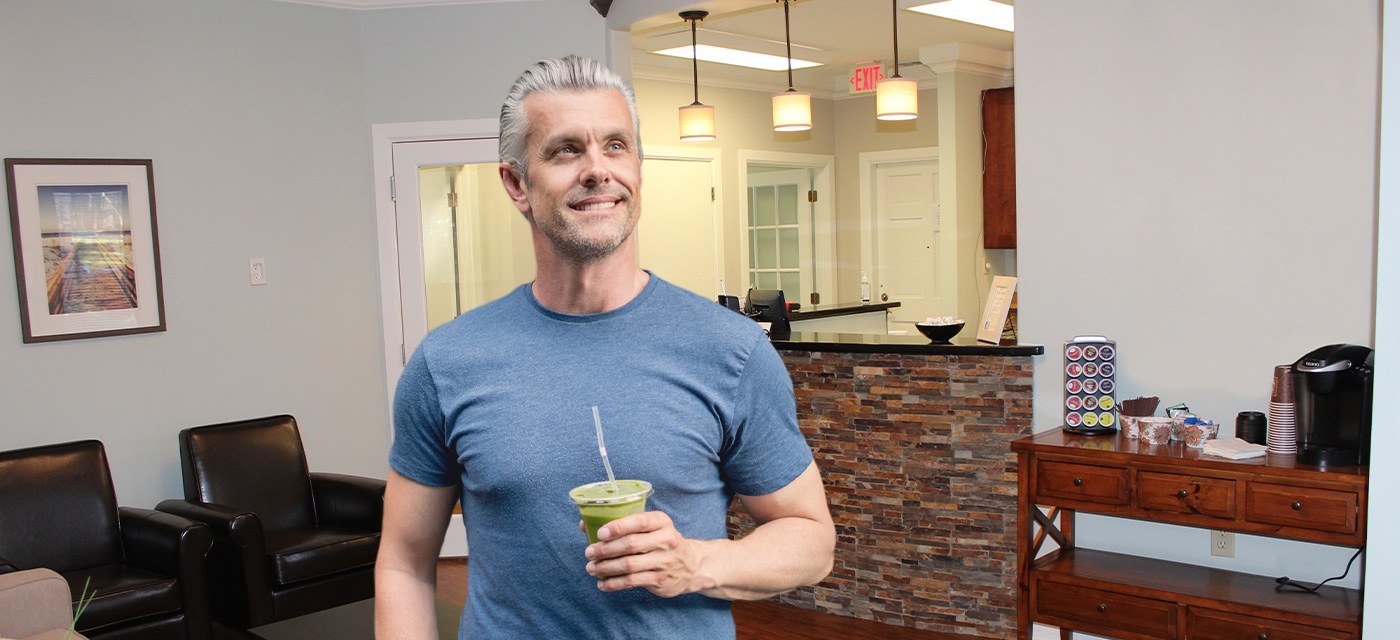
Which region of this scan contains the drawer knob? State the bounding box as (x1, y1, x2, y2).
(1258, 634, 1270, 640)
(1073, 478, 1084, 486)
(1177, 489, 1188, 498)
(1292, 501, 1303, 511)
(1096, 604, 1107, 614)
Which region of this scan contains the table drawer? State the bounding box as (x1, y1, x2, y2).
(1036, 460, 1130, 505)
(1246, 482, 1358, 535)
(1035, 579, 1176, 639)
(1187, 607, 1355, 640)
(1137, 471, 1236, 518)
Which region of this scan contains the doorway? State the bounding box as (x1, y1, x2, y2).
(738, 151, 836, 306)
(859, 148, 941, 334)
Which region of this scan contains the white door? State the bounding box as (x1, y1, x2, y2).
(390, 137, 524, 360)
(873, 159, 940, 334)
(636, 154, 720, 297)
(745, 168, 812, 302)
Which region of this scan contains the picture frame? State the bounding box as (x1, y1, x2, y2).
(976, 275, 1017, 344)
(5, 158, 166, 343)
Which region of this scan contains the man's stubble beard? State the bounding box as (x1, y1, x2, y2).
(529, 200, 638, 265)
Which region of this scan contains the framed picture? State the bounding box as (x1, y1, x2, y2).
(5, 158, 166, 343)
(976, 275, 1017, 344)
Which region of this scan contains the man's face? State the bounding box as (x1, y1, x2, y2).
(502, 88, 642, 264)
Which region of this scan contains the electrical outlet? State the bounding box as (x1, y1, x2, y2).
(1211, 530, 1235, 557)
(249, 257, 267, 285)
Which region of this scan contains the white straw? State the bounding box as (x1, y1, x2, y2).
(592, 405, 617, 490)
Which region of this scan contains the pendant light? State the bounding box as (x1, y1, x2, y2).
(772, 0, 812, 132)
(876, 0, 918, 120)
(678, 10, 716, 141)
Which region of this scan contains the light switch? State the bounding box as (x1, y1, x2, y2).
(250, 257, 267, 285)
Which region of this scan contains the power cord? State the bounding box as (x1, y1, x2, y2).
(1274, 547, 1363, 593)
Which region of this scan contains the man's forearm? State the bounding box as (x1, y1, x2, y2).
(691, 514, 835, 601)
(374, 565, 441, 639)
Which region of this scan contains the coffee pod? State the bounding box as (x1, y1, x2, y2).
(1236, 411, 1267, 445)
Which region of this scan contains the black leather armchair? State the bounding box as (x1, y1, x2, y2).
(0, 440, 212, 640)
(155, 415, 384, 630)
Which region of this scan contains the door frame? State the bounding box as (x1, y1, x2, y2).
(371, 118, 498, 411)
(858, 147, 940, 313)
(737, 150, 836, 301)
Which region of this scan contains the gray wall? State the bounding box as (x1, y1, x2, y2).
(1017, 0, 1381, 592)
(358, 0, 606, 124)
(0, 0, 608, 509)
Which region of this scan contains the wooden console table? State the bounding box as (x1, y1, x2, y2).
(1012, 430, 1367, 640)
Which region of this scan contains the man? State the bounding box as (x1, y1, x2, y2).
(375, 55, 834, 639)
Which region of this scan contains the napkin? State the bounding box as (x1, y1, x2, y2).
(1202, 438, 1268, 460)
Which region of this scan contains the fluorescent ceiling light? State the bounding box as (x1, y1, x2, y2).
(653, 45, 822, 72)
(909, 0, 1014, 32)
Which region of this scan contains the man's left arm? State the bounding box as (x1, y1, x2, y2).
(585, 459, 834, 600)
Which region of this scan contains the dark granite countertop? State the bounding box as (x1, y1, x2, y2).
(789, 300, 899, 320)
(772, 331, 1043, 356)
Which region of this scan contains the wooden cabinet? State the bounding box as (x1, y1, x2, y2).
(1013, 430, 1366, 640)
(983, 86, 1016, 249)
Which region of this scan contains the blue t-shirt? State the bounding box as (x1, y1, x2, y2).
(390, 275, 813, 639)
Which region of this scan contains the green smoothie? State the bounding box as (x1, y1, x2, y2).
(568, 479, 652, 543)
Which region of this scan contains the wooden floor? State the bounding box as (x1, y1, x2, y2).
(436, 558, 966, 640)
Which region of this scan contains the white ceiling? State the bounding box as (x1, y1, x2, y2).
(629, 0, 1014, 98)
(269, 0, 1014, 98)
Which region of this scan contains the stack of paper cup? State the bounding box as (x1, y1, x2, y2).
(1267, 364, 1296, 455)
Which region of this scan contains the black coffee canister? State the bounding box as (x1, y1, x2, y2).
(1236, 411, 1267, 445)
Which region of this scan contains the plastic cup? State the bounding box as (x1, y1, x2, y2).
(569, 480, 652, 543)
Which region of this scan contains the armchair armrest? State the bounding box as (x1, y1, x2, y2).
(118, 507, 213, 634)
(310, 472, 386, 529)
(156, 499, 265, 549)
(156, 498, 271, 624)
(118, 507, 212, 578)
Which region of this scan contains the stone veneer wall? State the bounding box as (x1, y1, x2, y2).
(730, 350, 1034, 638)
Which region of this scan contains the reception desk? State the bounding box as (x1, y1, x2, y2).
(729, 331, 1042, 638)
(788, 300, 900, 334)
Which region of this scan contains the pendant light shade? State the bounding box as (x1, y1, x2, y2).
(773, 90, 813, 132)
(876, 0, 918, 121)
(876, 77, 918, 121)
(679, 103, 716, 141)
(772, 0, 812, 132)
(678, 10, 716, 141)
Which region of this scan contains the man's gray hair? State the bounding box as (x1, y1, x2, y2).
(499, 55, 642, 178)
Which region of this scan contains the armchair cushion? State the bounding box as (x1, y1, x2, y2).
(266, 527, 379, 585)
(60, 564, 180, 632)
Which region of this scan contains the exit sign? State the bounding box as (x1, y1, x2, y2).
(849, 63, 885, 94)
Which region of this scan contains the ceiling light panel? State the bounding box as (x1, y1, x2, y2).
(909, 0, 1014, 32)
(653, 44, 823, 72)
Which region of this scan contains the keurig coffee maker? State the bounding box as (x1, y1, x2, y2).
(1291, 343, 1374, 467)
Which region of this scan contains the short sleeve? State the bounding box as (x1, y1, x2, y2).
(389, 345, 459, 488)
(720, 335, 813, 496)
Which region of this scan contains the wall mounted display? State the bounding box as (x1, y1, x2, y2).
(5, 158, 166, 343)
